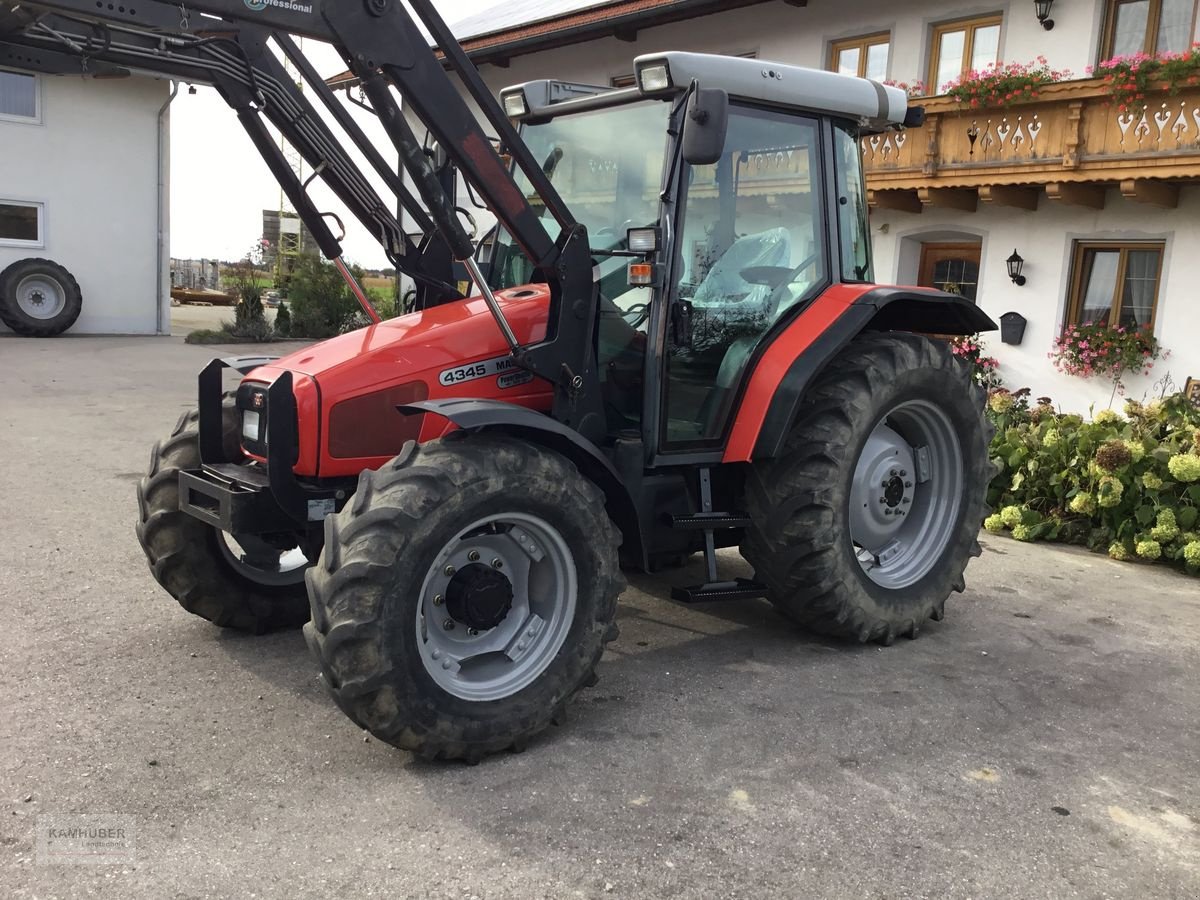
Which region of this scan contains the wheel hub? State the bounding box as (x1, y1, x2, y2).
(16, 275, 67, 320)
(849, 426, 916, 549)
(848, 401, 965, 590)
(445, 563, 513, 631)
(883, 475, 905, 508)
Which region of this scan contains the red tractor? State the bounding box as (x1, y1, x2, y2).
(10, 1, 995, 761)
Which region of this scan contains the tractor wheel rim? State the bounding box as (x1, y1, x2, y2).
(416, 512, 577, 703)
(848, 400, 964, 590)
(16, 275, 67, 320)
(216, 532, 309, 587)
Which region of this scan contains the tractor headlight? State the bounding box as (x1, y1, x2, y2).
(501, 90, 529, 118)
(627, 227, 660, 253)
(637, 61, 672, 93)
(242, 410, 261, 443)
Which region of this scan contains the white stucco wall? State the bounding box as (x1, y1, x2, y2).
(0, 72, 170, 335)
(872, 189, 1200, 411)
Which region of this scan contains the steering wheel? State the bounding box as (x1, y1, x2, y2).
(740, 253, 819, 292)
(620, 302, 650, 329)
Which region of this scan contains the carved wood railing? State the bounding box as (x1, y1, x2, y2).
(864, 79, 1200, 207)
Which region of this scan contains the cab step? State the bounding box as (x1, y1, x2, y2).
(668, 467, 764, 605)
(666, 512, 752, 530)
(671, 579, 768, 604)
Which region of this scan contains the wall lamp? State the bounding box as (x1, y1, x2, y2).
(1007, 249, 1027, 287)
(1034, 0, 1055, 30)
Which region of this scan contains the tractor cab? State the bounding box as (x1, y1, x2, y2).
(491, 53, 915, 460)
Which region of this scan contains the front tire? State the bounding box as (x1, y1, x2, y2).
(743, 333, 991, 644)
(135, 399, 311, 633)
(304, 433, 623, 761)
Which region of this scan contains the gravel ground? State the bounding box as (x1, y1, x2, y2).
(1, 334, 1198, 899)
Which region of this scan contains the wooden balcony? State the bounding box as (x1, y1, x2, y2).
(864, 79, 1200, 213)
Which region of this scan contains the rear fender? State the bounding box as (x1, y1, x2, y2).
(731, 286, 996, 462)
(401, 399, 646, 566)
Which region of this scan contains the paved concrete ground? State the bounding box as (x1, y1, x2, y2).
(2, 334, 1198, 899)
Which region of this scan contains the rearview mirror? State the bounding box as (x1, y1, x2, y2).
(682, 87, 729, 166)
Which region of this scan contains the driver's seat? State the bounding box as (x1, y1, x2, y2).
(691, 227, 791, 318)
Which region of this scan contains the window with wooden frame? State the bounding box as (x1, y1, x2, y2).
(830, 32, 891, 80)
(1100, 0, 1198, 60)
(1066, 241, 1166, 330)
(928, 14, 1003, 93)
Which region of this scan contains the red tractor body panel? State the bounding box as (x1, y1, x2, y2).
(240, 281, 941, 476)
(242, 286, 556, 477)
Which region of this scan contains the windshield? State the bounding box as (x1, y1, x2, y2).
(488, 100, 671, 289)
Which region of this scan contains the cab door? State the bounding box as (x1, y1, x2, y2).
(655, 105, 829, 453)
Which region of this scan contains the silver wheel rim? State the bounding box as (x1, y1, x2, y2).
(849, 400, 964, 590)
(217, 533, 309, 587)
(16, 274, 67, 320)
(416, 512, 577, 702)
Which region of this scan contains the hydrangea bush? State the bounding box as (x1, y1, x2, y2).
(984, 391, 1200, 576)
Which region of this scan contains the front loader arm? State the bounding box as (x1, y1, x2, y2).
(12, 0, 608, 440)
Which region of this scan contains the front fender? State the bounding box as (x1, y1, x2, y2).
(401, 399, 645, 566)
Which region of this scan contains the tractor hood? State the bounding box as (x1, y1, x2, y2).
(262, 286, 552, 390)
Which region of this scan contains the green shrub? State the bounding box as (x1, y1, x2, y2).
(185, 328, 235, 345)
(185, 318, 278, 345)
(986, 390, 1200, 575)
(274, 301, 292, 338)
(287, 255, 368, 339)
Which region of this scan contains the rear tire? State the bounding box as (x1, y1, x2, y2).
(0, 258, 83, 337)
(304, 433, 624, 762)
(135, 399, 311, 633)
(742, 333, 991, 644)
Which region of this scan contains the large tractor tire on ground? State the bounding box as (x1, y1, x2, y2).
(0, 258, 83, 337)
(136, 398, 311, 633)
(304, 432, 623, 762)
(743, 332, 992, 645)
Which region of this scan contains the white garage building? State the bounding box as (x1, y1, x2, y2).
(0, 66, 171, 335)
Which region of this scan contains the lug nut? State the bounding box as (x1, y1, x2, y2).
(443, 620, 455, 631)
(468, 550, 480, 562)
(433, 594, 444, 606)
(491, 558, 503, 570)
(468, 628, 479, 636)
(902, 498, 911, 505)
(905, 481, 913, 488)
(881, 481, 889, 488)
(885, 509, 894, 516)
(890, 468, 899, 477)
(899, 470, 907, 477)
(444, 565, 456, 577)
(879, 497, 887, 505)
